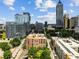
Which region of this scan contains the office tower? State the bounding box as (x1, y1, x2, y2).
(6, 22, 26, 38)
(35, 21, 44, 33)
(6, 22, 16, 38)
(15, 12, 31, 24)
(15, 12, 31, 35)
(70, 17, 76, 29)
(64, 14, 70, 29)
(44, 21, 48, 28)
(56, 0, 63, 27)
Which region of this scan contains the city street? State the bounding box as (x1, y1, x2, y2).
(47, 39, 55, 59)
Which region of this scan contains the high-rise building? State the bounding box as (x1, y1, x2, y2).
(70, 17, 76, 29)
(15, 12, 31, 34)
(35, 21, 44, 33)
(6, 22, 26, 38)
(15, 12, 31, 24)
(56, 0, 63, 27)
(63, 14, 70, 29)
(6, 22, 16, 38)
(74, 16, 79, 33)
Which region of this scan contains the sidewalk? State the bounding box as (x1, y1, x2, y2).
(47, 39, 55, 59)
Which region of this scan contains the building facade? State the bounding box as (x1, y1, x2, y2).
(35, 21, 44, 33)
(6, 22, 28, 38)
(6, 22, 16, 38)
(56, 0, 63, 27)
(15, 12, 31, 24)
(26, 34, 47, 49)
(63, 14, 70, 29)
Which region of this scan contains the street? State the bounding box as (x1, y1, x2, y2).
(47, 39, 55, 59)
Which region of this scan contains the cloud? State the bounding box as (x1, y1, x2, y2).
(35, 0, 56, 10)
(72, 0, 79, 6)
(9, 6, 15, 11)
(31, 14, 34, 17)
(3, 0, 15, 11)
(21, 6, 25, 11)
(39, 9, 47, 12)
(35, 0, 42, 8)
(0, 17, 6, 24)
(37, 12, 56, 23)
(70, 3, 74, 7)
(3, 0, 15, 6)
(70, 9, 74, 13)
(44, 0, 56, 8)
(64, 10, 68, 14)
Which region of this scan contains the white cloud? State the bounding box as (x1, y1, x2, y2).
(72, 0, 79, 6)
(44, 0, 56, 8)
(31, 14, 34, 17)
(37, 12, 56, 23)
(35, 0, 56, 10)
(70, 3, 74, 7)
(70, 9, 74, 13)
(3, 0, 15, 6)
(64, 10, 68, 14)
(0, 17, 6, 24)
(39, 9, 47, 12)
(3, 0, 15, 11)
(21, 6, 25, 11)
(9, 6, 15, 11)
(35, 0, 43, 8)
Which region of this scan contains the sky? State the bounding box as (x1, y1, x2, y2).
(0, 0, 79, 24)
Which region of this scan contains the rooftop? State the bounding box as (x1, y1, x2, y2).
(26, 33, 46, 40)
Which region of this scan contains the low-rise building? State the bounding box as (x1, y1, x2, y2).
(26, 34, 47, 49)
(51, 37, 79, 59)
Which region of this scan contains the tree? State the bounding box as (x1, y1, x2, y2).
(60, 29, 70, 38)
(0, 42, 11, 51)
(28, 47, 37, 58)
(4, 50, 12, 59)
(10, 38, 21, 47)
(40, 49, 51, 59)
(2, 32, 6, 40)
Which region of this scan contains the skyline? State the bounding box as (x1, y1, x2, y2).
(0, 0, 79, 24)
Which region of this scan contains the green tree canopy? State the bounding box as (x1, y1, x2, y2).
(10, 38, 21, 47)
(0, 42, 11, 51)
(4, 50, 12, 59)
(28, 47, 37, 58)
(40, 49, 51, 59)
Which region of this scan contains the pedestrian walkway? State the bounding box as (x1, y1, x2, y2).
(47, 39, 55, 59)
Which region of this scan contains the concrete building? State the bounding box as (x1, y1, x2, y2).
(6, 12, 31, 38)
(15, 12, 31, 35)
(26, 34, 47, 49)
(56, 0, 63, 27)
(6, 22, 16, 38)
(6, 22, 28, 38)
(51, 37, 79, 59)
(71, 16, 79, 33)
(63, 14, 70, 29)
(71, 17, 77, 28)
(35, 21, 44, 33)
(15, 12, 31, 24)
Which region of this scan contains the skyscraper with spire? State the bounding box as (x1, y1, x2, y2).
(56, 0, 63, 28)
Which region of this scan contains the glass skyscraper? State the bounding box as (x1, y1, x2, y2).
(15, 12, 30, 24)
(56, 0, 63, 27)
